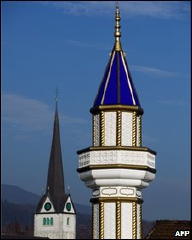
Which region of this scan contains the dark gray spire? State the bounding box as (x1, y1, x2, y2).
(36, 102, 68, 213)
(46, 101, 65, 193)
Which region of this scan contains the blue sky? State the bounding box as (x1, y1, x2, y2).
(2, 1, 190, 220)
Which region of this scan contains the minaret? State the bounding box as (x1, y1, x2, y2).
(77, 5, 156, 239)
(34, 98, 76, 239)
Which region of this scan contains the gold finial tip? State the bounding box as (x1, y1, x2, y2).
(114, 1, 122, 51)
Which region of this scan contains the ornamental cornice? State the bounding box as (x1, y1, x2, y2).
(90, 197, 143, 204)
(90, 105, 144, 115)
(77, 145, 156, 155)
(77, 163, 156, 174)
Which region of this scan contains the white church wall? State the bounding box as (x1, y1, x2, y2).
(34, 213, 61, 239)
(34, 213, 76, 239)
(63, 214, 76, 239)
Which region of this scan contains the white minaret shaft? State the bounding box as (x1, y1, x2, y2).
(77, 5, 156, 239)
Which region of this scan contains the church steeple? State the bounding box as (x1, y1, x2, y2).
(46, 99, 66, 209)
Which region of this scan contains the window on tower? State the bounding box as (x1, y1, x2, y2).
(67, 217, 70, 225)
(42, 217, 54, 226)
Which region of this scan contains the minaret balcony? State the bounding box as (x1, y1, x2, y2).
(77, 146, 156, 189)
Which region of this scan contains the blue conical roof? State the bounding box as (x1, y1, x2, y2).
(93, 50, 140, 107)
(93, 6, 141, 108)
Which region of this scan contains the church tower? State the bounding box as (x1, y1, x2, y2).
(34, 100, 76, 239)
(77, 5, 156, 239)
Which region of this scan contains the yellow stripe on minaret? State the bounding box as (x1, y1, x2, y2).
(116, 111, 121, 146)
(116, 201, 121, 239)
(100, 111, 105, 146)
(139, 116, 142, 146)
(132, 112, 137, 146)
(132, 202, 137, 239)
(99, 202, 104, 239)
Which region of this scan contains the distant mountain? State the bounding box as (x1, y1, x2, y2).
(2, 184, 91, 215)
(1, 184, 154, 238)
(2, 184, 40, 206)
(2, 200, 35, 226)
(2, 200, 91, 238)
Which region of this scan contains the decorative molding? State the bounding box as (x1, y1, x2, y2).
(132, 202, 137, 239)
(90, 105, 144, 115)
(93, 189, 100, 197)
(92, 187, 137, 198)
(78, 148, 156, 172)
(116, 111, 121, 146)
(116, 201, 121, 239)
(101, 187, 117, 196)
(136, 191, 142, 198)
(99, 202, 104, 239)
(90, 197, 143, 204)
(132, 111, 137, 147)
(77, 145, 157, 155)
(100, 111, 105, 146)
(77, 163, 156, 174)
(120, 188, 134, 196)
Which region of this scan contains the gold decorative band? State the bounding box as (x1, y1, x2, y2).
(100, 111, 105, 146)
(77, 145, 157, 155)
(132, 111, 137, 147)
(116, 201, 121, 239)
(99, 202, 104, 239)
(139, 116, 142, 146)
(90, 197, 143, 204)
(132, 202, 137, 239)
(116, 111, 121, 146)
(77, 163, 156, 174)
(90, 104, 144, 115)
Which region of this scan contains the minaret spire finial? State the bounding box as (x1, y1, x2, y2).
(114, 1, 122, 51)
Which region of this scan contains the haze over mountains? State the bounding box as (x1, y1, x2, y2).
(2, 184, 91, 215)
(2, 184, 154, 238)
